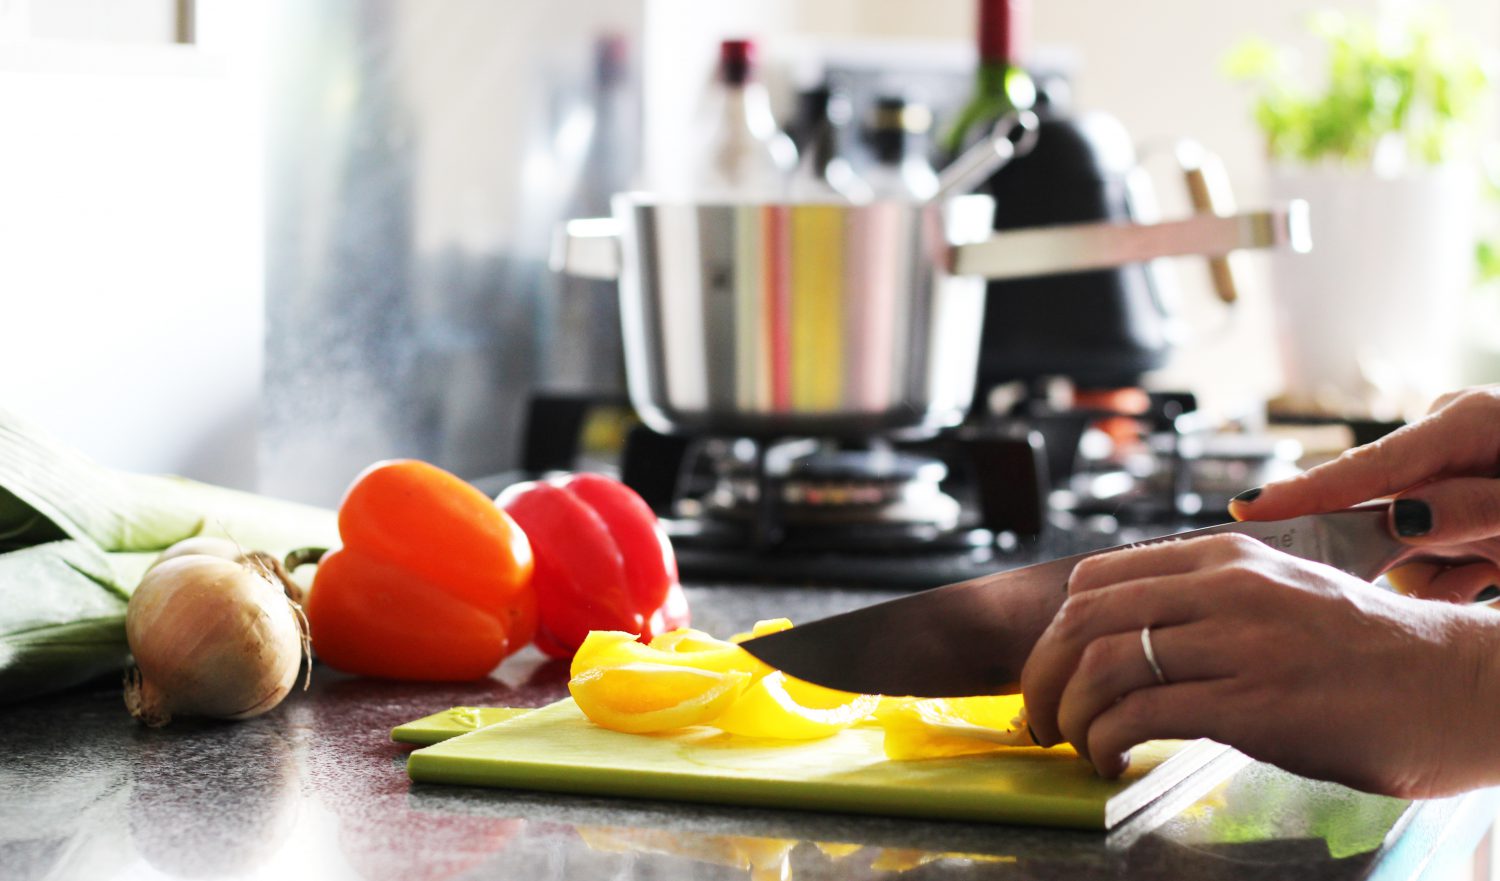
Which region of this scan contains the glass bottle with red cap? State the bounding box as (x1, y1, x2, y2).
(693, 38, 797, 199)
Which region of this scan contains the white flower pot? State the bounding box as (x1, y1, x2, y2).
(1266, 166, 1477, 420)
(1460, 285, 1500, 386)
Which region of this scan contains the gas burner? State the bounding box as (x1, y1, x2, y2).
(1060, 426, 1305, 524)
(511, 388, 1366, 589)
(660, 508, 1178, 589)
(698, 446, 961, 530)
(1166, 433, 1304, 494)
(664, 512, 993, 554)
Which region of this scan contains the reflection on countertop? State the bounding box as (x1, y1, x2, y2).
(3, 584, 1497, 881)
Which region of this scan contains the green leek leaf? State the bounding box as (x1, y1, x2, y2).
(0, 407, 201, 553)
(0, 541, 131, 704)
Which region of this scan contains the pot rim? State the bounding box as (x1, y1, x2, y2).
(609, 191, 995, 211)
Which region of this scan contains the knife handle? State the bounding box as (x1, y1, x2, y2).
(1202, 502, 1406, 582)
(1151, 503, 1498, 602)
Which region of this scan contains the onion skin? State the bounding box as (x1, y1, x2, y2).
(125, 554, 305, 727)
(150, 536, 243, 569)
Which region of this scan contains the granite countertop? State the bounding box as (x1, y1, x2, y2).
(4, 584, 1498, 881)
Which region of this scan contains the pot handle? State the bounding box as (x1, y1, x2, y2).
(549, 218, 622, 281)
(950, 202, 1311, 282)
(934, 111, 1040, 201)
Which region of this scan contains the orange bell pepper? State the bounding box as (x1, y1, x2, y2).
(306, 459, 536, 680)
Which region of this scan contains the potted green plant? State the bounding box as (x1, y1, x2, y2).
(1225, 8, 1491, 419)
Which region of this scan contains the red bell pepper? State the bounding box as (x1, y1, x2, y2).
(498, 473, 688, 657)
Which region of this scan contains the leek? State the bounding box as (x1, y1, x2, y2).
(0, 407, 201, 553)
(0, 541, 130, 702)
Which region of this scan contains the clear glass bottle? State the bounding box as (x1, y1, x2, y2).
(862, 95, 940, 200)
(692, 39, 797, 199)
(788, 85, 872, 203)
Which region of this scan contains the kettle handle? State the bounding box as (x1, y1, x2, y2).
(1174, 140, 1244, 304)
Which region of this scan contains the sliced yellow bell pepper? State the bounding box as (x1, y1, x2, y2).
(569, 620, 869, 739)
(729, 617, 793, 644)
(569, 662, 749, 734)
(712, 671, 879, 740)
(876, 694, 1067, 760)
(571, 628, 767, 680)
(649, 627, 733, 653)
(567, 621, 1052, 756)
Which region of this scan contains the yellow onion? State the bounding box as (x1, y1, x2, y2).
(150, 536, 306, 604)
(151, 535, 244, 567)
(124, 553, 309, 727)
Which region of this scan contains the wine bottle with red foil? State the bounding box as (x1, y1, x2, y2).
(692, 39, 797, 199)
(942, 0, 1036, 158)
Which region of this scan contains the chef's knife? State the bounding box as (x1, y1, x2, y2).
(740, 504, 1414, 697)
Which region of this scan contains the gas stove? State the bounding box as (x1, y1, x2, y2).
(501, 389, 1356, 589)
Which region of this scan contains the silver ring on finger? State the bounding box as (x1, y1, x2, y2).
(1141, 626, 1169, 686)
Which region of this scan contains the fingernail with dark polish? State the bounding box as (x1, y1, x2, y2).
(1477, 586, 1500, 604)
(1231, 487, 1262, 505)
(1393, 498, 1433, 537)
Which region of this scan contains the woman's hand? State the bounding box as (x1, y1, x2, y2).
(1230, 385, 1500, 603)
(1019, 532, 1500, 798)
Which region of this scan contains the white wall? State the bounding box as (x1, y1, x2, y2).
(0, 1, 265, 487)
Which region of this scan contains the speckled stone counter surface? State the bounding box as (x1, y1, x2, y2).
(4, 584, 1498, 881)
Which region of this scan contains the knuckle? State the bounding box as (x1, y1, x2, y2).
(1429, 391, 1461, 414)
(1451, 387, 1499, 414)
(1341, 434, 1396, 474)
(1052, 594, 1093, 639)
(1075, 638, 1117, 679)
(1219, 559, 1268, 584)
(1068, 556, 1106, 591)
(1219, 560, 1286, 601)
(1194, 533, 1266, 570)
(1211, 532, 1265, 556)
(1433, 388, 1498, 435)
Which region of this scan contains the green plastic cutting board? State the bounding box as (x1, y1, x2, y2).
(405, 700, 1228, 830)
(392, 707, 534, 746)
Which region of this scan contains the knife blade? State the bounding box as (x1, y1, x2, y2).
(740, 504, 1408, 697)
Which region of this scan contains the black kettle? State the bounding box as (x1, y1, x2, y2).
(969, 78, 1237, 406)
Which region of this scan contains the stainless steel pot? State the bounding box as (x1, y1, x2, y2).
(554, 193, 1308, 438)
